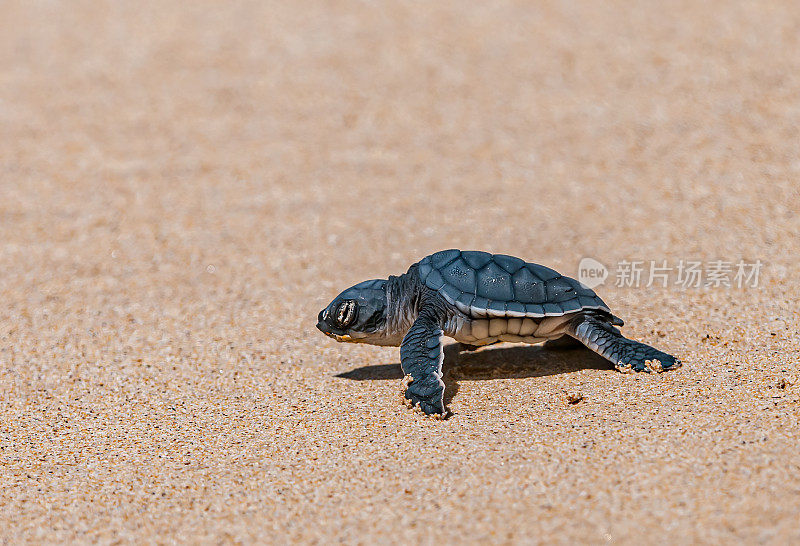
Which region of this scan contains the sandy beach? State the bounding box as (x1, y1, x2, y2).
(1, 1, 799, 543)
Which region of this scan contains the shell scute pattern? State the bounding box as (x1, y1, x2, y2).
(492, 253, 526, 274)
(560, 299, 582, 313)
(506, 301, 526, 317)
(543, 302, 563, 315)
(419, 250, 611, 318)
(462, 251, 493, 270)
(578, 295, 601, 309)
(511, 267, 547, 303)
(545, 277, 578, 303)
(425, 268, 446, 290)
(455, 293, 475, 314)
(525, 303, 545, 316)
(445, 257, 476, 293)
(418, 260, 433, 281)
(530, 263, 561, 281)
(429, 249, 461, 269)
(440, 283, 461, 304)
(476, 261, 514, 301)
(470, 296, 491, 317)
(487, 300, 508, 315)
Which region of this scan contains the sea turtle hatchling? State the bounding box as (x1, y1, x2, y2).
(317, 249, 681, 416)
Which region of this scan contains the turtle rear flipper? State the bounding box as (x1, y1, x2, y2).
(567, 314, 681, 373)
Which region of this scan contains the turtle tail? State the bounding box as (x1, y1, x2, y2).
(567, 313, 681, 373)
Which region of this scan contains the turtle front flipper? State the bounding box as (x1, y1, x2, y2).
(400, 309, 447, 416)
(567, 313, 681, 373)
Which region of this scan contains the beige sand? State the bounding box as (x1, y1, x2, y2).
(1, 1, 799, 543)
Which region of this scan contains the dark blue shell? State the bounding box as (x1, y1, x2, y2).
(416, 249, 611, 318)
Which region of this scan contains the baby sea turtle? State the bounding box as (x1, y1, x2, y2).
(317, 249, 681, 416)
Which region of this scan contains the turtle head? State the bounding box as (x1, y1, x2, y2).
(316, 279, 390, 345)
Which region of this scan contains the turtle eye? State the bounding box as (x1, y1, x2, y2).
(335, 300, 357, 328)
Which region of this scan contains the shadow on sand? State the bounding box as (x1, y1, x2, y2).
(334, 341, 613, 406)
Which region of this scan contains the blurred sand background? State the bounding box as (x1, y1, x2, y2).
(1, 0, 799, 543)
